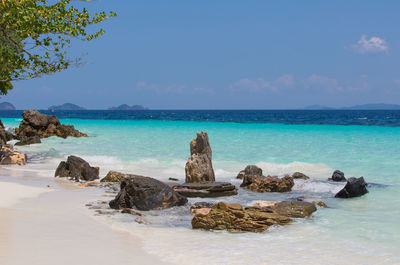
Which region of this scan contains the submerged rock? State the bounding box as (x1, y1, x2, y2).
(236, 165, 263, 179)
(101, 171, 126, 182)
(15, 110, 87, 139)
(15, 136, 41, 146)
(55, 155, 99, 181)
(240, 174, 294, 192)
(185, 132, 215, 183)
(329, 170, 346, 182)
(173, 182, 237, 198)
(292, 172, 310, 180)
(0, 145, 27, 165)
(335, 177, 368, 198)
(109, 175, 188, 211)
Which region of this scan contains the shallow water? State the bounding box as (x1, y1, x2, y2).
(2, 117, 400, 264)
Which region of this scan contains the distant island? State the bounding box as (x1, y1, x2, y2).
(48, 103, 86, 111)
(108, 104, 149, 110)
(304, 103, 400, 110)
(0, 102, 16, 110)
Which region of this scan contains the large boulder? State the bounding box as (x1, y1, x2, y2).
(236, 165, 263, 179)
(100, 170, 126, 182)
(185, 132, 215, 183)
(173, 182, 237, 198)
(329, 170, 346, 182)
(0, 145, 27, 165)
(335, 177, 368, 198)
(55, 155, 99, 181)
(240, 174, 294, 192)
(15, 110, 87, 139)
(192, 202, 292, 233)
(109, 175, 188, 211)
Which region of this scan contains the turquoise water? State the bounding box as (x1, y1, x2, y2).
(3, 118, 400, 264)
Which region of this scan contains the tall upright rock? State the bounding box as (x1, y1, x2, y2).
(185, 132, 215, 183)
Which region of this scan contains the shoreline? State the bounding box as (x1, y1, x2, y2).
(0, 173, 171, 265)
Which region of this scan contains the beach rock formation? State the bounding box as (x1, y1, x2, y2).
(185, 132, 215, 183)
(192, 202, 293, 232)
(100, 170, 126, 182)
(173, 182, 237, 198)
(271, 201, 317, 218)
(335, 177, 368, 198)
(15, 136, 41, 146)
(109, 175, 188, 211)
(236, 165, 263, 179)
(292, 172, 310, 180)
(0, 120, 14, 145)
(240, 174, 294, 192)
(15, 110, 87, 139)
(55, 155, 99, 181)
(329, 170, 346, 182)
(0, 145, 27, 165)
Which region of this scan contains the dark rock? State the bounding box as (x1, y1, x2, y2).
(15, 136, 41, 146)
(109, 175, 188, 211)
(15, 110, 87, 140)
(329, 170, 346, 182)
(173, 182, 237, 198)
(185, 132, 215, 183)
(101, 170, 126, 182)
(292, 172, 310, 180)
(335, 177, 368, 198)
(54, 155, 99, 181)
(240, 174, 294, 192)
(168, 177, 179, 181)
(0, 120, 14, 145)
(237, 165, 263, 179)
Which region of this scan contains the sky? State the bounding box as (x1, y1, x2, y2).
(3, 0, 400, 109)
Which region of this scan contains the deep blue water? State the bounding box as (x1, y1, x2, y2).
(1, 109, 400, 126)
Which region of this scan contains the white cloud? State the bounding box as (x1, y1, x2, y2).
(351, 35, 388, 54)
(304, 74, 344, 93)
(230, 74, 294, 93)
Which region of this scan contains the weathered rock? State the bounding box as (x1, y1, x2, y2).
(121, 208, 145, 216)
(240, 174, 294, 192)
(292, 172, 310, 180)
(15, 110, 87, 140)
(335, 177, 368, 198)
(15, 136, 41, 146)
(54, 155, 99, 181)
(185, 132, 215, 183)
(190, 202, 215, 210)
(0, 145, 27, 165)
(271, 201, 317, 218)
(236, 165, 263, 179)
(313, 201, 328, 208)
(173, 182, 237, 198)
(109, 175, 188, 211)
(0, 120, 14, 145)
(329, 170, 346, 182)
(192, 202, 292, 232)
(101, 170, 126, 182)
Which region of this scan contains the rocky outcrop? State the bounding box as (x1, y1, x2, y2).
(100, 170, 126, 182)
(185, 132, 215, 183)
(270, 201, 317, 218)
(55, 156, 99, 181)
(292, 172, 310, 180)
(0, 145, 27, 165)
(15, 136, 41, 146)
(335, 177, 368, 198)
(109, 175, 188, 211)
(240, 174, 294, 192)
(236, 165, 263, 179)
(173, 182, 237, 198)
(15, 110, 87, 139)
(0, 120, 14, 145)
(329, 170, 346, 182)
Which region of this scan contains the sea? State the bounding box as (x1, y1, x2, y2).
(1, 110, 400, 265)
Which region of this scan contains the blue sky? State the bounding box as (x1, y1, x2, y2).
(3, 0, 400, 109)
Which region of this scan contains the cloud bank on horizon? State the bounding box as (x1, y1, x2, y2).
(3, 1, 400, 109)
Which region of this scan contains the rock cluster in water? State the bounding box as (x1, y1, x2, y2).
(55, 155, 99, 181)
(240, 174, 294, 192)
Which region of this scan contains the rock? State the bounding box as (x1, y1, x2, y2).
(192, 202, 292, 233)
(168, 177, 179, 181)
(236, 165, 263, 179)
(78, 181, 100, 187)
(335, 177, 368, 198)
(121, 208, 145, 216)
(54, 155, 99, 181)
(292, 172, 310, 180)
(240, 174, 294, 192)
(101, 171, 126, 182)
(0, 145, 27, 165)
(247, 201, 276, 208)
(329, 170, 346, 182)
(173, 182, 237, 198)
(0, 120, 14, 145)
(190, 202, 215, 216)
(15, 110, 87, 140)
(313, 201, 328, 208)
(135, 217, 148, 224)
(15, 136, 41, 146)
(271, 201, 317, 218)
(185, 132, 215, 183)
(191, 208, 212, 216)
(109, 175, 188, 211)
